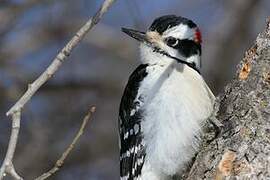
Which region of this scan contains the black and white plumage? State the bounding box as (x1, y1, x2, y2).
(119, 15, 215, 180)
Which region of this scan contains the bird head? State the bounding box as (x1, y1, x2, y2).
(122, 15, 202, 72)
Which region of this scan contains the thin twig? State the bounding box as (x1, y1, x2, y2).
(6, 0, 116, 116)
(35, 107, 96, 180)
(0, 0, 116, 179)
(0, 111, 22, 180)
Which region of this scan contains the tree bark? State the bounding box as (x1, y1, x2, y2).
(185, 19, 270, 179)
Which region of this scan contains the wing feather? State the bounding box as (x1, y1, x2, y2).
(119, 64, 148, 179)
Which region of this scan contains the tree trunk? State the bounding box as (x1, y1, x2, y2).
(185, 19, 270, 179)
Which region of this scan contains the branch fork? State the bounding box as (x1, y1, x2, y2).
(0, 0, 116, 179)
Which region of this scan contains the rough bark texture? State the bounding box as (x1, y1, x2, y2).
(185, 19, 270, 179)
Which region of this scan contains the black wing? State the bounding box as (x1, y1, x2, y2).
(119, 64, 148, 179)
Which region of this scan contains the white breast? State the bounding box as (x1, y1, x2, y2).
(137, 61, 215, 177)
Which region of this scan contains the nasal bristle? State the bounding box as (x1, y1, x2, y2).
(195, 28, 202, 44)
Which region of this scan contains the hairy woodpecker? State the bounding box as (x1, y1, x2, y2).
(119, 15, 215, 180)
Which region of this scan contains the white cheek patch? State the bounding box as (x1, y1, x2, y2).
(163, 24, 194, 40)
(145, 31, 178, 57)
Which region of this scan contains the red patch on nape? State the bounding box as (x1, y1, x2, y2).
(194, 28, 202, 44)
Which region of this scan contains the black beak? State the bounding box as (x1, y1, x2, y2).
(122, 28, 149, 44)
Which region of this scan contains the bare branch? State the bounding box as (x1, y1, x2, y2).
(35, 107, 96, 180)
(6, 0, 116, 116)
(5, 163, 22, 180)
(0, 0, 116, 179)
(0, 111, 23, 180)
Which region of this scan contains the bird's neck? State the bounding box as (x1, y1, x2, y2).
(186, 54, 201, 72)
(140, 44, 201, 72)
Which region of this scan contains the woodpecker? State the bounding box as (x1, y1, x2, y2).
(118, 15, 215, 180)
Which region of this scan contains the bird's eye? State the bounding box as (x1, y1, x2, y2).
(165, 37, 179, 47)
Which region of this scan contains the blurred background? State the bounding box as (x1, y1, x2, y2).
(0, 0, 269, 179)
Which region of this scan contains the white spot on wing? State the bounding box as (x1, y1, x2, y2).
(130, 128, 134, 135)
(120, 173, 130, 180)
(130, 109, 136, 116)
(134, 124, 140, 135)
(124, 131, 129, 140)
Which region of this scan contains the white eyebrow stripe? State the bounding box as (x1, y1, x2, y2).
(163, 24, 194, 40)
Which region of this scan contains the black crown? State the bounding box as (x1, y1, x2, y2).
(149, 15, 197, 34)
